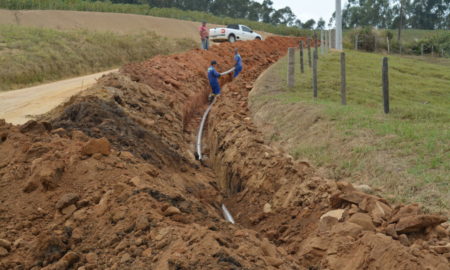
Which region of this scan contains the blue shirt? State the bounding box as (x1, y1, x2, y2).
(208, 66, 220, 85)
(234, 53, 242, 69)
(208, 66, 221, 94)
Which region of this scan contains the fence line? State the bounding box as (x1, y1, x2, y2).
(285, 43, 395, 114)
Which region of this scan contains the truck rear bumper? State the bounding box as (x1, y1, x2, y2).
(210, 34, 227, 42)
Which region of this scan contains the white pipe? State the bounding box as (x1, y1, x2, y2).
(195, 98, 216, 161)
(195, 66, 235, 161)
(220, 67, 235, 76)
(222, 204, 235, 224)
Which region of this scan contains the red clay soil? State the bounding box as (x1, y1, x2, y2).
(0, 37, 448, 270)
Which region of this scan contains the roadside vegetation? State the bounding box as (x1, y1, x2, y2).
(344, 28, 450, 57)
(250, 50, 450, 214)
(0, 24, 196, 91)
(0, 0, 311, 37)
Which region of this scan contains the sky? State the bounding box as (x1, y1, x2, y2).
(255, 0, 348, 25)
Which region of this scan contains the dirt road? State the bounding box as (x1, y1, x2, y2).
(0, 70, 116, 124)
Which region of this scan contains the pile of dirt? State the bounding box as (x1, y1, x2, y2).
(205, 46, 450, 269)
(0, 36, 448, 270)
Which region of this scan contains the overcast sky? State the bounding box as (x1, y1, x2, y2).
(255, 0, 348, 25)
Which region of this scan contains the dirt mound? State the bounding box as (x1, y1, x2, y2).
(0, 37, 449, 269)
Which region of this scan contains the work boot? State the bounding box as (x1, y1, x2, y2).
(208, 94, 215, 104)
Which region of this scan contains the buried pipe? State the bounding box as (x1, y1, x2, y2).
(195, 67, 235, 161)
(194, 66, 237, 223)
(222, 204, 235, 224)
(195, 98, 215, 161)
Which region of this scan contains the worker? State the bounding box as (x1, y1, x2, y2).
(233, 48, 243, 78)
(207, 60, 221, 103)
(199, 22, 209, 50)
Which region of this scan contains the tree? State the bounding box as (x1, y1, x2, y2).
(261, 0, 275, 23)
(341, 0, 449, 30)
(271, 6, 296, 25)
(316, 17, 326, 29)
(247, 1, 262, 21)
(409, 0, 450, 29)
(396, 0, 406, 44)
(302, 19, 316, 29)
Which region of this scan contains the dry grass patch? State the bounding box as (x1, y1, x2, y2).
(0, 24, 196, 91)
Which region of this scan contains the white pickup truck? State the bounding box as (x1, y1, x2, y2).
(209, 24, 262, 43)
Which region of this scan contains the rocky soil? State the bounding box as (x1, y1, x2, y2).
(0, 36, 449, 270)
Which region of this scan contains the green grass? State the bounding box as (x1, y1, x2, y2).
(344, 29, 450, 44)
(0, 0, 312, 37)
(0, 24, 197, 91)
(250, 50, 450, 214)
(343, 29, 450, 58)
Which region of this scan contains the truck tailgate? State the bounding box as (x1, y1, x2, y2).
(210, 28, 226, 37)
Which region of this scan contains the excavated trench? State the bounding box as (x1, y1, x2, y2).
(0, 37, 449, 269)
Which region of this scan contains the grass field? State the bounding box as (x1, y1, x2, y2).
(344, 29, 450, 44)
(250, 50, 450, 214)
(0, 25, 196, 91)
(0, 0, 311, 37)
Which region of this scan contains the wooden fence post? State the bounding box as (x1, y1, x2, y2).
(387, 37, 390, 54)
(421, 43, 424, 56)
(288, 48, 295, 87)
(314, 32, 319, 59)
(313, 51, 318, 98)
(300, 40, 304, 74)
(307, 37, 312, 68)
(382, 57, 389, 114)
(374, 36, 378, 52)
(431, 45, 434, 56)
(329, 30, 333, 49)
(321, 30, 324, 54)
(355, 34, 359, 51)
(331, 29, 336, 49)
(340, 52, 347, 105)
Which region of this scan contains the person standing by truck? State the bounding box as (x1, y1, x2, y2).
(207, 60, 221, 103)
(233, 48, 242, 78)
(199, 22, 209, 50)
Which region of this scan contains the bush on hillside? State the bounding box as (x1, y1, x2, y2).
(410, 32, 450, 56)
(349, 27, 377, 52)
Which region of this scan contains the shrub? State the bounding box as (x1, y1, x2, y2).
(349, 27, 377, 52)
(410, 32, 450, 57)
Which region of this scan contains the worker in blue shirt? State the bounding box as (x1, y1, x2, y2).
(208, 60, 221, 103)
(234, 48, 243, 78)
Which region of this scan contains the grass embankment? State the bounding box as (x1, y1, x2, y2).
(250, 50, 450, 214)
(344, 29, 450, 44)
(0, 25, 196, 91)
(0, 0, 311, 37)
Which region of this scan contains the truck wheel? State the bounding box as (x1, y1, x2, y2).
(255, 37, 261, 40)
(228, 35, 236, 43)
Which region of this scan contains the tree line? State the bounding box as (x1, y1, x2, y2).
(341, 0, 450, 30)
(98, 0, 450, 30)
